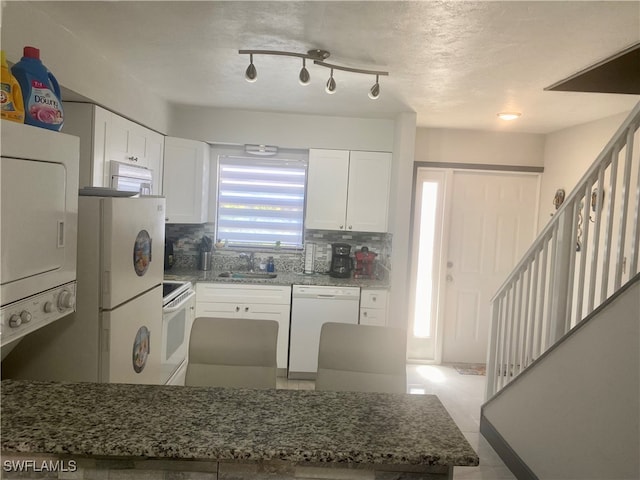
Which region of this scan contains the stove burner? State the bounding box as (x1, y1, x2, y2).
(162, 281, 192, 306)
(162, 282, 182, 298)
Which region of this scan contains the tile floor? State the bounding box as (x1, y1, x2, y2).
(277, 364, 516, 480)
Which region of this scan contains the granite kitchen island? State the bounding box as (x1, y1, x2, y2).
(1, 380, 478, 479)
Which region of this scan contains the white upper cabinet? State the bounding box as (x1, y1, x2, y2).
(163, 136, 210, 224)
(108, 115, 165, 191)
(306, 149, 391, 233)
(63, 103, 164, 195)
(145, 130, 164, 195)
(346, 151, 392, 232)
(306, 149, 350, 230)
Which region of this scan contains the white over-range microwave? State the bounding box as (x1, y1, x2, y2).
(0, 121, 80, 349)
(109, 160, 153, 195)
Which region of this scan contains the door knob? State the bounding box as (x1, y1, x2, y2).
(446, 274, 454, 282)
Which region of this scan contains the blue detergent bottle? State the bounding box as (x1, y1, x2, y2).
(11, 46, 63, 131)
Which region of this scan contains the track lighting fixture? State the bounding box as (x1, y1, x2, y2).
(245, 54, 257, 82)
(368, 75, 380, 100)
(239, 48, 388, 98)
(299, 58, 310, 85)
(325, 69, 337, 94)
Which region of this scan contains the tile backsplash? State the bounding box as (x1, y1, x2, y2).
(165, 224, 392, 275)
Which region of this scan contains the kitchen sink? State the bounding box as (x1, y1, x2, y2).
(218, 271, 278, 279)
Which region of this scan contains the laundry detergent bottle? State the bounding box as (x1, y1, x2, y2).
(11, 46, 63, 130)
(1, 50, 25, 123)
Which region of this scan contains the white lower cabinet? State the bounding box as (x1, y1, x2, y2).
(359, 289, 389, 326)
(195, 283, 291, 371)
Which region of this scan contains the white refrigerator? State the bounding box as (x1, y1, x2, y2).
(3, 195, 168, 384)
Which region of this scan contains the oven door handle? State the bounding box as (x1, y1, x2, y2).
(163, 290, 196, 313)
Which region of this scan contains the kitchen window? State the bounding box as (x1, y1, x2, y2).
(216, 156, 307, 249)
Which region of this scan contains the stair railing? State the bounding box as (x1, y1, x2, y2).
(486, 102, 640, 399)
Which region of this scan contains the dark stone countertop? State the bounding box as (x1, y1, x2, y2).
(1, 380, 478, 468)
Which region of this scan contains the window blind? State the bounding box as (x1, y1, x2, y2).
(217, 156, 307, 249)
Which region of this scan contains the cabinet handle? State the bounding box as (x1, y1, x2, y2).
(340, 225, 344, 229)
(363, 311, 368, 317)
(348, 225, 352, 230)
(244, 306, 249, 312)
(235, 306, 240, 312)
(128, 155, 139, 162)
(372, 296, 377, 302)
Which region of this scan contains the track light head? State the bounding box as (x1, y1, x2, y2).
(245, 54, 257, 83)
(325, 69, 337, 94)
(299, 58, 310, 85)
(368, 75, 380, 99)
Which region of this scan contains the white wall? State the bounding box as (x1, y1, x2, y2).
(415, 128, 545, 166)
(388, 113, 417, 330)
(483, 277, 640, 480)
(538, 111, 631, 229)
(168, 105, 395, 151)
(1, 2, 171, 133)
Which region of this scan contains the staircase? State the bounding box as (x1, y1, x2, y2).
(481, 102, 640, 479)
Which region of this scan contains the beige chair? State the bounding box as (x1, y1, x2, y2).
(185, 317, 278, 389)
(315, 322, 407, 394)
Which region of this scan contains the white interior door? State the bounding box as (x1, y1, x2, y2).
(441, 170, 540, 364)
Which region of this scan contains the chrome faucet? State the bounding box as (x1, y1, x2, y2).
(239, 252, 256, 272)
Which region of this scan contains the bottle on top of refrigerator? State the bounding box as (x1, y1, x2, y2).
(1, 50, 25, 123)
(11, 46, 63, 131)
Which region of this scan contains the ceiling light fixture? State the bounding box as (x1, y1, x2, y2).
(245, 144, 278, 156)
(239, 49, 388, 98)
(325, 69, 337, 94)
(497, 112, 522, 121)
(245, 54, 257, 83)
(299, 58, 310, 86)
(368, 75, 380, 100)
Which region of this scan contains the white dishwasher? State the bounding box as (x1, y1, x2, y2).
(288, 285, 360, 379)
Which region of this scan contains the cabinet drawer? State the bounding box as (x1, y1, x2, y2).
(360, 289, 388, 310)
(359, 308, 386, 327)
(196, 283, 291, 305)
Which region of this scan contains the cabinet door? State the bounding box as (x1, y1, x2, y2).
(243, 303, 291, 370)
(360, 289, 388, 310)
(127, 122, 149, 167)
(359, 308, 387, 326)
(346, 151, 391, 232)
(163, 137, 210, 223)
(145, 130, 164, 195)
(305, 149, 349, 230)
(92, 106, 111, 188)
(108, 114, 144, 166)
(62, 103, 111, 189)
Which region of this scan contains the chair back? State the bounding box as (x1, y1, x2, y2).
(315, 322, 406, 393)
(185, 317, 278, 389)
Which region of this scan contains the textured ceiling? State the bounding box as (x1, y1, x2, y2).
(24, 1, 640, 133)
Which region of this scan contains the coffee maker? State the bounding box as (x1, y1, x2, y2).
(329, 243, 353, 278)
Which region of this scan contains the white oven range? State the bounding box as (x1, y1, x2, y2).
(162, 280, 195, 385)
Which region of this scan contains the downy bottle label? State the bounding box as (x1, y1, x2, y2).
(27, 79, 62, 125)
